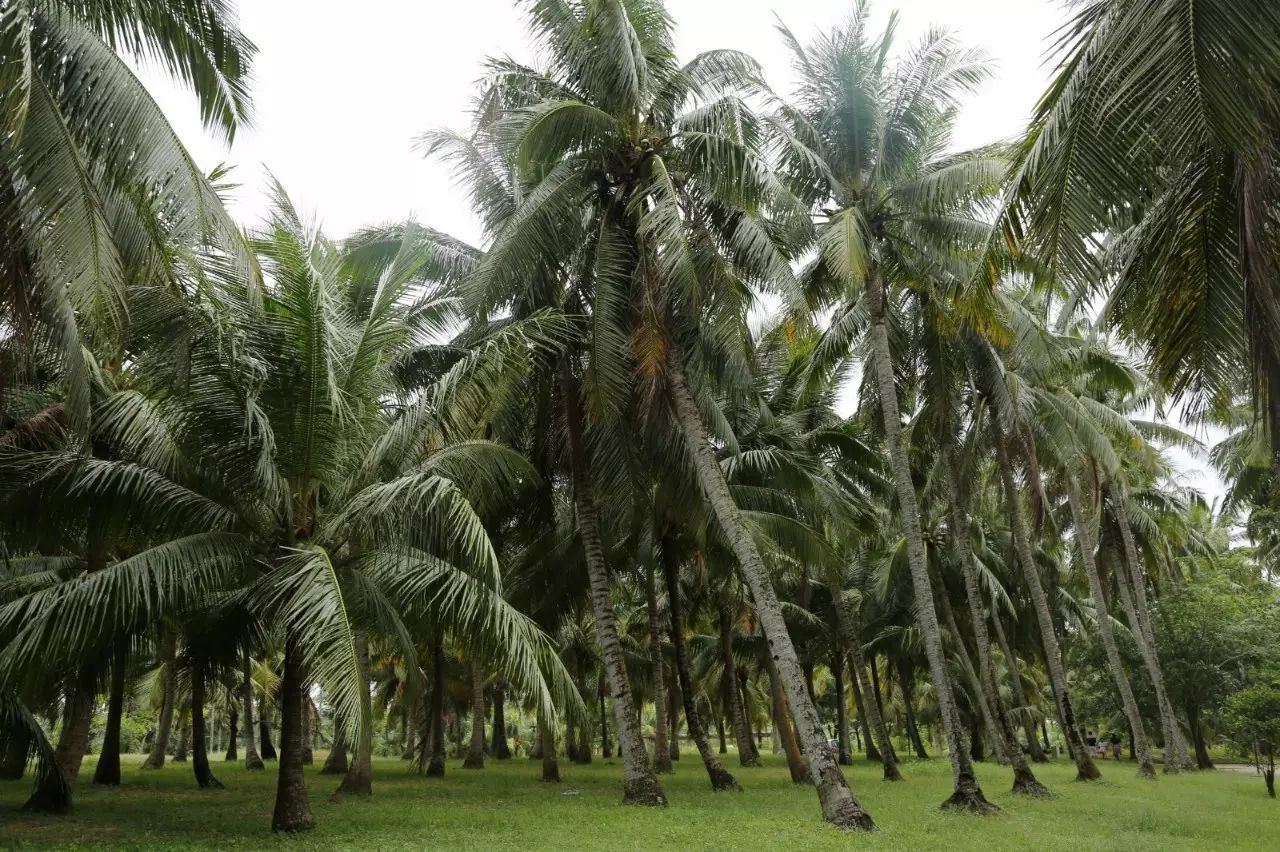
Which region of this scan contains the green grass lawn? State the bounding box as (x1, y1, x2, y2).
(0, 752, 1275, 850)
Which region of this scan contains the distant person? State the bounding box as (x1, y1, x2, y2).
(1086, 730, 1098, 756)
(1110, 732, 1122, 761)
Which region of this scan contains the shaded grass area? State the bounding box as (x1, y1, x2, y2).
(0, 752, 1275, 850)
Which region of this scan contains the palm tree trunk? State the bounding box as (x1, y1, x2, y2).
(667, 361, 872, 829)
(1067, 484, 1156, 779)
(424, 634, 446, 778)
(719, 605, 762, 767)
(765, 653, 811, 783)
(490, 686, 511, 759)
(667, 675, 682, 762)
(838, 601, 901, 781)
(174, 708, 190, 762)
(865, 279, 992, 813)
(191, 657, 224, 789)
(242, 648, 264, 770)
(597, 675, 612, 758)
(464, 663, 486, 769)
(938, 586, 1009, 767)
(301, 697, 314, 765)
(563, 369, 665, 806)
(92, 639, 128, 786)
(992, 419, 1100, 781)
(25, 667, 95, 812)
(321, 715, 349, 774)
(832, 647, 852, 765)
(941, 444, 1050, 793)
(896, 662, 929, 759)
(0, 726, 30, 780)
(538, 706, 560, 782)
(259, 693, 277, 761)
(1186, 703, 1215, 769)
(1110, 489, 1193, 772)
(850, 670, 879, 762)
(141, 630, 178, 770)
(660, 535, 740, 791)
(646, 561, 673, 774)
(990, 609, 1047, 762)
(337, 630, 374, 796)
(225, 703, 239, 762)
(573, 675, 593, 764)
(271, 635, 315, 833)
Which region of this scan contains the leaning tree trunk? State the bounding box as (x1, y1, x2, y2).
(490, 686, 511, 759)
(765, 653, 811, 784)
(938, 587, 1010, 767)
(992, 419, 1101, 781)
(990, 610, 1047, 762)
(322, 714, 349, 775)
(1110, 489, 1193, 772)
(838, 602, 901, 781)
(272, 636, 315, 833)
(897, 662, 929, 760)
(141, 630, 178, 771)
(241, 648, 264, 770)
(464, 663, 486, 769)
(538, 706, 560, 783)
(1067, 485, 1156, 780)
(562, 370, 666, 806)
(942, 444, 1050, 795)
(668, 362, 873, 829)
(338, 630, 374, 795)
(1186, 703, 1215, 769)
(660, 536, 740, 792)
(646, 560, 673, 774)
(719, 605, 761, 768)
(191, 658, 224, 789)
(25, 667, 95, 812)
(865, 276, 993, 814)
(832, 647, 852, 765)
(93, 639, 129, 786)
(850, 673, 879, 763)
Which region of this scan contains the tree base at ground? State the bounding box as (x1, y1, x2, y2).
(940, 785, 1000, 815)
(707, 764, 742, 792)
(621, 775, 667, 806)
(1011, 768, 1052, 798)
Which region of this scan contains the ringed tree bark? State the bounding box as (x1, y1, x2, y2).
(837, 600, 901, 781)
(93, 639, 129, 786)
(562, 369, 666, 806)
(667, 362, 873, 830)
(646, 560, 673, 774)
(1067, 485, 1156, 780)
(1109, 489, 1194, 772)
(191, 656, 224, 789)
(941, 448, 1050, 797)
(660, 536, 740, 792)
(992, 419, 1101, 781)
(271, 636, 315, 833)
(865, 272, 994, 813)
(241, 647, 264, 770)
(141, 630, 178, 771)
(464, 662, 487, 769)
(765, 652, 811, 784)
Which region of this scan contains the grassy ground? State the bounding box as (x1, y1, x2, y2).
(0, 752, 1275, 850)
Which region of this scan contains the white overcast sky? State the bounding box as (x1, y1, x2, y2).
(138, 0, 1228, 505)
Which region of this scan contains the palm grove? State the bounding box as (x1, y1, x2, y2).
(2, 0, 1279, 837)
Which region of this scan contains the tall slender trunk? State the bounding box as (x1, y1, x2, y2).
(563, 369, 665, 806)
(942, 445, 1049, 794)
(938, 588, 1009, 767)
(242, 648, 264, 770)
(337, 630, 373, 796)
(301, 697, 314, 765)
(1110, 489, 1193, 772)
(93, 639, 128, 786)
(271, 635, 315, 833)
(660, 535, 739, 791)
(174, 708, 190, 762)
(646, 561, 672, 773)
(1067, 484, 1156, 780)
(866, 275, 992, 813)
(25, 668, 95, 811)
(424, 634, 446, 778)
(719, 605, 761, 767)
(667, 362, 872, 829)
(766, 653, 810, 783)
(1186, 703, 1214, 769)
(538, 706, 560, 782)
(464, 663, 486, 769)
(992, 419, 1100, 781)
(850, 669, 880, 762)
(191, 658, 224, 789)
(597, 675, 612, 758)
(838, 601, 901, 781)
(667, 675, 682, 762)
(490, 686, 511, 759)
(990, 610, 1047, 762)
(259, 693, 277, 761)
(225, 703, 239, 762)
(832, 647, 852, 765)
(572, 675, 592, 764)
(897, 663, 929, 760)
(322, 715, 349, 774)
(402, 697, 418, 760)
(141, 631, 178, 770)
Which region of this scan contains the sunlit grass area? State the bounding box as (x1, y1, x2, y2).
(1, 752, 1275, 850)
